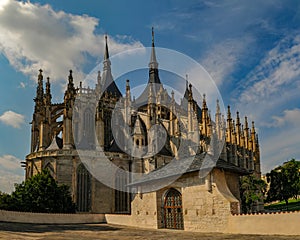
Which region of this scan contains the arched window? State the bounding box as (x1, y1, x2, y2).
(114, 168, 130, 213)
(163, 188, 184, 229)
(104, 110, 113, 150)
(83, 108, 95, 149)
(76, 163, 91, 212)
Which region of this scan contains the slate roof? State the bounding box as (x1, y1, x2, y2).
(128, 153, 250, 186)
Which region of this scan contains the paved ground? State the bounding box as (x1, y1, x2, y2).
(0, 222, 299, 240)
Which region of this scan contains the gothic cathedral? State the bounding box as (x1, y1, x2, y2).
(25, 30, 261, 230)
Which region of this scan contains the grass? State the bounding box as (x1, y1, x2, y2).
(264, 198, 300, 211)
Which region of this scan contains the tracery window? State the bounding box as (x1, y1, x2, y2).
(114, 168, 130, 213)
(83, 108, 95, 149)
(76, 163, 91, 212)
(104, 110, 113, 150)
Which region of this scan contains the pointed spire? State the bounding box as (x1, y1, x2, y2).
(45, 77, 52, 105)
(101, 35, 122, 97)
(188, 83, 193, 101)
(182, 74, 190, 103)
(67, 70, 74, 90)
(103, 35, 111, 72)
(251, 121, 256, 151)
(148, 27, 160, 84)
(244, 116, 249, 148)
(38, 69, 43, 81)
(227, 105, 232, 120)
(104, 34, 109, 60)
(251, 121, 256, 134)
(236, 111, 241, 126)
(235, 111, 241, 145)
(35, 69, 44, 103)
(216, 99, 220, 115)
(64, 70, 76, 102)
(149, 27, 158, 69)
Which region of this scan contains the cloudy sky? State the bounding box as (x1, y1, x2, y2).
(0, 0, 300, 193)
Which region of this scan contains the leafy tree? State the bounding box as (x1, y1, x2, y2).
(240, 174, 267, 213)
(0, 191, 12, 210)
(0, 169, 76, 213)
(266, 159, 300, 205)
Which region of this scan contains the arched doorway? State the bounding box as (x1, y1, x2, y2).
(76, 163, 91, 212)
(163, 188, 184, 229)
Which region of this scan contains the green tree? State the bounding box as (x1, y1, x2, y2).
(240, 174, 267, 213)
(0, 191, 12, 210)
(0, 169, 76, 213)
(266, 159, 300, 205)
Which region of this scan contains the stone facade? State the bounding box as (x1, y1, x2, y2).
(25, 30, 261, 230)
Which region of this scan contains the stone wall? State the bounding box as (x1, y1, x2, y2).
(130, 192, 159, 228)
(105, 191, 159, 229)
(0, 210, 105, 224)
(2, 209, 300, 235)
(178, 169, 239, 232)
(119, 169, 240, 232)
(226, 211, 300, 235)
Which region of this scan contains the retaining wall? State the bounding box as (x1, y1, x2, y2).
(0, 210, 105, 224)
(226, 211, 300, 235)
(1, 209, 300, 235)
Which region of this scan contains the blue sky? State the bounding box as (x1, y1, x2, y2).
(0, 0, 300, 193)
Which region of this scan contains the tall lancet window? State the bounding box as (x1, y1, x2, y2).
(104, 110, 113, 150)
(76, 163, 91, 212)
(83, 108, 95, 149)
(114, 168, 130, 213)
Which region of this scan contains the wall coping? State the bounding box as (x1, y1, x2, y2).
(232, 210, 300, 216)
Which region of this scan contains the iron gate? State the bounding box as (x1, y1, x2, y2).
(163, 188, 184, 229)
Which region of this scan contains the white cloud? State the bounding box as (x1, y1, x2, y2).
(0, 155, 24, 193)
(267, 108, 300, 128)
(0, 110, 25, 128)
(200, 37, 254, 87)
(236, 34, 300, 106)
(0, 169, 23, 194)
(0, 0, 143, 83)
(232, 33, 300, 123)
(231, 33, 300, 173)
(0, 154, 21, 171)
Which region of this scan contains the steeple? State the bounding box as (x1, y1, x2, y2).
(101, 35, 122, 97)
(148, 27, 161, 84)
(149, 27, 158, 69)
(104, 35, 109, 60)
